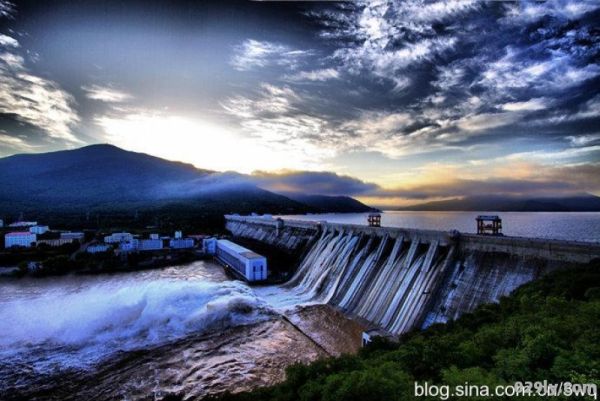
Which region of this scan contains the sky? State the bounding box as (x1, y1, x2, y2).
(0, 0, 598, 207)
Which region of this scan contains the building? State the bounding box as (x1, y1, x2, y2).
(215, 239, 267, 281)
(87, 244, 110, 254)
(29, 225, 50, 234)
(367, 213, 381, 227)
(9, 221, 37, 228)
(119, 239, 139, 252)
(203, 237, 217, 255)
(5, 232, 36, 248)
(104, 232, 134, 243)
(0, 219, 4, 228)
(61, 232, 84, 241)
(150, 233, 160, 240)
(174, 230, 183, 239)
(170, 238, 194, 249)
(476, 215, 503, 236)
(37, 238, 75, 247)
(138, 239, 163, 251)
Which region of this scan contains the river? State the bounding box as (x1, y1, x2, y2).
(278, 211, 600, 242)
(0, 261, 364, 400)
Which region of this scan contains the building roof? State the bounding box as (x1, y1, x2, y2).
(6, 232, 34, 236)
(476, 215, 501, 221)
(217, 239, 265, 260)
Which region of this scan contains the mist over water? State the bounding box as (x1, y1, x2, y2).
(0, 263, 273, 381)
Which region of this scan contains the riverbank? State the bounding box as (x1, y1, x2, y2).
(210, 260, 600, 401)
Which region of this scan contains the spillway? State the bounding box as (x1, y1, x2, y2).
(226, 215, 600, 336)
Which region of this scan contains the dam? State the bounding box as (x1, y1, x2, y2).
(226, 215, 600, 336)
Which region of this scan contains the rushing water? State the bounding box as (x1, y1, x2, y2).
(278, 211, 600, 242)
(0, 261, 363, 400)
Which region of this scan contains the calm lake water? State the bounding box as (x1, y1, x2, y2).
(278, 211, 600, 243)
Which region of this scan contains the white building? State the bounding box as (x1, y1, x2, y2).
(203, 237, 217, 255)
(215, 239, 267, 281)
(138, 239, 163, 251)
(9, 221, 37, 228)
(29, 225, 50, 235)
(87, 244, 110, 254)
(61, 232, 84, 241)
(174, 231, 183, 239)
(170, 238, 194, 249)
(104, 232, 134, 243)
(5, 232, 36, 248)
(150, 233, 159, 240)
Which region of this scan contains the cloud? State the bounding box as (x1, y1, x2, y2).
(82, 85, 133, 103)
(230, 39, 313, 71)
(285, 68, 340, 82)
(221, 83, 341, 164)
(0, 44, 80, 143)
(0, 34, 18, 47)
(0, 132, 34, 154)
(251, 170, 379, 196)
(0, 1, 14, 19)
(501, 98, 550, 112)
(503, 0, 600, 24)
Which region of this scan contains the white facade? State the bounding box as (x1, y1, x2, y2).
(5, 232, 36, 248)
(104, 232, 134, 243)
(170, 238, 194, 249)
(215, 239, 267, 281)
(150, 233, 159, 240)
(29, 225, 49, 234)
(174, 231, 182, 239)
(139, 239, 163, 251)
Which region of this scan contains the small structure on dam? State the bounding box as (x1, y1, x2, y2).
(476, 215, 503, 236)
(225, 215, 600, 338)
(367, 213, 381, 227)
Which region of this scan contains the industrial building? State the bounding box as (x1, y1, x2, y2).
(170, 238, 194, 249)
(138, 238, 163, 251)
(104, 232, 134, 243)
(5, 232, 36, 248)
(215, 239, 267, 282)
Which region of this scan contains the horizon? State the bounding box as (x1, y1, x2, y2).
(0, 0, 598, 207)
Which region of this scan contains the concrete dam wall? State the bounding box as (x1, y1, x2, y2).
(225, 215, 600, 336)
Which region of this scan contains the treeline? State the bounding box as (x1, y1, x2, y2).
(210, 261, 600, 401)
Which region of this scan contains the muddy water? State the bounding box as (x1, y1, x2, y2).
(0, 262, 364, 401)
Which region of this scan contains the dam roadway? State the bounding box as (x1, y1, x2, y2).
(225, 215, 600, 336)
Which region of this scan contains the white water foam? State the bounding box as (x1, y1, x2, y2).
(0, 277, 272, 374)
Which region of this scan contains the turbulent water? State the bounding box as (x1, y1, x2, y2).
(0, 262, 364, 400)
(278, 211, 600, 242)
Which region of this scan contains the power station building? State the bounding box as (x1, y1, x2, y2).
(215, 239, 267, 282)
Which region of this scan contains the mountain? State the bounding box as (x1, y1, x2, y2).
(0, 145, 373, 225)
(397, 194, 600, 212)
(286, 194, 378, 213)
